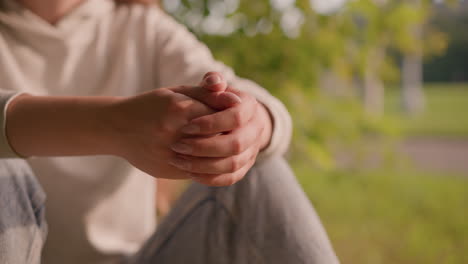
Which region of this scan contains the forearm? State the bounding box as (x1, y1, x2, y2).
(6, 94, 122, 157)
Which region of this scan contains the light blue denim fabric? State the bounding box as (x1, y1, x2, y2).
(128, 157, 340, 264)
(0, 159, 47, 264)
(0, 157, 338, 264)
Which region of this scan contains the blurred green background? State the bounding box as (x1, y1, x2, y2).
(162, 0, 468, 263)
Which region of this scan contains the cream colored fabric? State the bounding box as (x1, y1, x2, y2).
(0, 0, 292, 263)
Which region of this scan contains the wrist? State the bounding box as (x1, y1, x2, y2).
(103, 94, 150, 159)
(94, 97, 128, 157)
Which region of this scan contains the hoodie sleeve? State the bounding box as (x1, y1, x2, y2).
(150, 9, 292, 160)
(0, 91, 22, 158)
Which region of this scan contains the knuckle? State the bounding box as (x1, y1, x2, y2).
(204, 178, 222, 187)
(205, 180, 218, 187)
(198, 117, 213, 131)
(205, 175, 237, 187)
(189, 160, 200, 172)
(232, 111, 243, 127)
(223, 176, 236, 186)
(167, 94, 179, 105)
(155, 122, 173, 134)
(230, 157, 242, 172)
(231, 138, 244, 154)
(169, 99, 189, 114)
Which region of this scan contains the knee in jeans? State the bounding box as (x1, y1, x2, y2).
(248, 156, 296, 185)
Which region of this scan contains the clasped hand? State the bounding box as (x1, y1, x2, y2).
(115, 72, 272, 187)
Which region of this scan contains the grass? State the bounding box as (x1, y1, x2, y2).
(163, 83, 467, 263)
(295, 164, 468, 264)
(294, 83, 468, 263)
(386, 83, 468, 137)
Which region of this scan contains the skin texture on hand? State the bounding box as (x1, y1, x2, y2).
(5, 72, 273, 186)
(5, 86, 214, 181)
(169, 72, 273, 186)
(8, 1, 275, 187)
(109, 88, 216, 180)
(110, 72, 273, 186)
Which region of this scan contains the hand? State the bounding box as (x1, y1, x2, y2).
(169, 72, 273, 186)
(5, 81, 239, 181)
(111, 87, 219, 179)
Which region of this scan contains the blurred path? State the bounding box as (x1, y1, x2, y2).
(400, 137, 468, 175)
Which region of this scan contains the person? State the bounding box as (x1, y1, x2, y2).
(0, 0, 340, 263)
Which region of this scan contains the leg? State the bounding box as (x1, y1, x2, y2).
(0, 159, 47, 264)
(156, 179, 189, 220)
(129, 157, 339, 264)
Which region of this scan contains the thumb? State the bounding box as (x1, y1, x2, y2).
(200, 72, 228, 92)
(170, 86, 242, 111)
(171, 72, 241, 110)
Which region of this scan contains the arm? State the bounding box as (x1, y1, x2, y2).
(0, 87, 216, 180)
(6, 94, 121, 157)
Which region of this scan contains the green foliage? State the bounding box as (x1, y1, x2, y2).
(295, 164, 468, 264)
(163, 0, 454, 169)
(165, 3, 468, 262)
(424, 2, 468, 82)
(386, 83, 468, 137)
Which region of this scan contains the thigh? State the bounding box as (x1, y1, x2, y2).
(0, 159, 47, 264)
(129, 157, 339, 264)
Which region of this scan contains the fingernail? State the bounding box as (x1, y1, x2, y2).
(224, 92, 242, 105)
(204, 75, 221, 86)
(181, 124, 200, 134)
(171, 143, 193, 154)
(169, 158, 192, 170)
(231, 95, 242, 104)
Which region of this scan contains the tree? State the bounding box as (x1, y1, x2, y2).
(159, 0, 448, 168)
(424, 0, 468, 82)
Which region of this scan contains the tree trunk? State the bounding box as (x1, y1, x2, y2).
(361, 47, 386, 116)
(363, 68, 385, 116)
(401, 0, 425, 115)
(401, 53, 425, 115)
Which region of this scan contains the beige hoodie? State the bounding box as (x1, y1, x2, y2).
(0, 0, 292, 263)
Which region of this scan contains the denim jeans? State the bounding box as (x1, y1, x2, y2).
(128, 157, 340, 264)
(0, 157, 339, 264)
(0, 159, 47, 264)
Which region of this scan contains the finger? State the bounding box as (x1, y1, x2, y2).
(171, 85, 242, 111)
(181, 93, 257, 135)
(168, 144, 258, 174)
(171, 118, 263, 157)
(166, 90, 215, 121)
(191, 156, 256, 187)
(200, 72, 228, 92)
